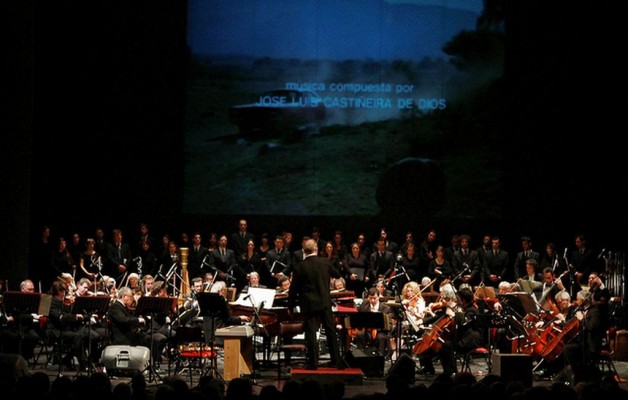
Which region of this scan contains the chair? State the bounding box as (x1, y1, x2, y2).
(597, 327, 620, 380)
(460, 347, 491, 375)
(174, 326, 218, 386)
(33, 325, 73, 371)
(277, 321, 307, 380)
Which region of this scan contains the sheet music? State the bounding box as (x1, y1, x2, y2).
(230, 287, 276, 309)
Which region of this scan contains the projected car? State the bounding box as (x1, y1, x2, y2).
(228, 89, 327, 138)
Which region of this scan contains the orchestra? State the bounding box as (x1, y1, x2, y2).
(3, 231, 622, 385)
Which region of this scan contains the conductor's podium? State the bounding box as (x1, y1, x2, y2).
(215, 325, 255, 381)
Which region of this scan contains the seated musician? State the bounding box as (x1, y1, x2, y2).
(204, 281, 250, 347)
(108, 286, 168, 370)
(400, 281, 432, 330)
(561, 288, 609, 383)
(534, 267, 565, 312)
(47, 279, 100, 371)
(175, 277, 203, 328)
(240, 271, 266, 294)
(534, 290, 574, 379)
(330, 277, 346, 292)
(389, 281, 432, 357)
(141, 274, 155, 297)
(277, 275, 291, 294)
(0, 279, 42, 360)
(417, 288, 483, 377)
(355, 287, 393, 356)
(274, 275, 291, 308)
(73, 277, 108, 363)
(374, 279, 393, 299)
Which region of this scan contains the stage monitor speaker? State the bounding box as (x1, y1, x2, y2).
(344, 348, 384, 377)
(101, 345, 150, 377)
(386, 352, 415, 384)
(491, 354, 532, 387)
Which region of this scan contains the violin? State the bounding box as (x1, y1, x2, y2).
(64, 294, 76, 306)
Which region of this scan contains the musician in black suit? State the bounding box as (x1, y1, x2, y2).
(288, 239, 344, 370)
(47, 279, 99, 371)
(108, 286, 167, 368)
(356, 287, 393, 356)
(105, 229, 134, 286)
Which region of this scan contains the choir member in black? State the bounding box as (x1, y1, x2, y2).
(569, 234, 602, 298)
(105, 229, 134, 287)
(208, 235, 238, 287)
(454, 234, 483, 288)
(482, 236, 510, 287)
(264, 235, 292, 289)
(343, 242, 371, 299)
(50, 236, 75, 279)
(188, 232, 209, 282)
(369, 238, 394, 282)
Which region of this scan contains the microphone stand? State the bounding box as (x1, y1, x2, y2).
(164, 263, 181, 297)
(92, 256, 109, 294)
(246, 295, 267, 374)
(202, 261, 236, 282)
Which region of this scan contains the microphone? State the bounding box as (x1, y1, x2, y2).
(462, 263, 471, 273)
(434, 268, 443, 275)
(563, 248, 568, 258)
(157, 263, 163, 275)
(597, 248, 606, 259)
(200, 254, 208, 268)
(243, 294, 251, 300)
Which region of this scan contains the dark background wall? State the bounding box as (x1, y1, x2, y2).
(4, 0, 627, 288)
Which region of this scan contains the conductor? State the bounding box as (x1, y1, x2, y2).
(288, 238, 345, 370)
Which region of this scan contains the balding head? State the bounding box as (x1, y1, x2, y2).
(303, 239, 318, 255)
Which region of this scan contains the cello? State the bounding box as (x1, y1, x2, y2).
(412, 302, 457, 356)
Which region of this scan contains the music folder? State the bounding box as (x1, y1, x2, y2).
(349, 268, 365, 281)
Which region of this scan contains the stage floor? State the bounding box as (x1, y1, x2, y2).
(32, 346, 628, 397)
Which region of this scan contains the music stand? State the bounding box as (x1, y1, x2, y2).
(497, 293, 539, 320)
(135, 296, 177, 382)
(346, 312, 388, 329)
(72, 296, 111, 375)
(196, 292, 227, 382)
(3, 291, 42, 357)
